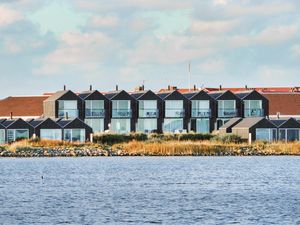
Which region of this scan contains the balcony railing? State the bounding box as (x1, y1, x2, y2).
(165, 109, 185, 118)
(192, 109, 211, 118)
(218, 108, 237, 118)
(244, 108, 264, 117)
(112, 109, 132, 118)
(85, 109, 105, 118)
(58, 109, 78, 118)
(139, 109, 159, 118)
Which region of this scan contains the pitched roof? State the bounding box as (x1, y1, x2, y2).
(78, 91, 94, 99)
(220, 117, 242, 129)
(0, 96, 48, 118)
(28, 118, 46, 128)
(233, 117, 267, 129)
(44, 90, 69, 102)
(104, 90, 122, 99)
(208, 91, 226, 99)
(130, 91, 148, 99)
(263, 93, 300, 116)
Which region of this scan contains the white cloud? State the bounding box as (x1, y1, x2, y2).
(0, 6, 23, 27)
(89, 15, 119, 28)
(290, 44, 300, 57)
(198, 58, 225, 74)
(190, 20, 239, 34)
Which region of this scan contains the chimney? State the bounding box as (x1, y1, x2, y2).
(142, 85, 145, 91)
(193, 84, 196, 91)
(116, 85, 119, 91)
(10, 112, 13, 120)
(66, 112, 69, 120)
(245, 85, 248, 90)
(90, 85, 93, 91)
(63, 85, 66, 91)
(277, 112, 280, 119)
(168, 85, 170, 91)
(219, 85, 222, 90)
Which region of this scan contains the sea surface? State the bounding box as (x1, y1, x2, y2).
(0, 157, 299, 225)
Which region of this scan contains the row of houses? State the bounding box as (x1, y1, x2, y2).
(0, 117, 92, 144)
(0, 85, 299, 143)
(42, 86, 269, 135)
(220, 117, 300, 142)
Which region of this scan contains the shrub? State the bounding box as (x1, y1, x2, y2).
(212, 134, 242, 144)
(178, 133, 214, 141)
(94, 134, 132, 145)
(129, 133, 148, 141)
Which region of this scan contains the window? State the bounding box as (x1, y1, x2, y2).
(58, 100, 78, 118)
(137, 119, 157, 133)
(192, 100, 210, 117)
(163, 119, 183, 133)
(112, 100, 131, 118)
(7, 129, 29, 142)
(64, 129, 85, 142)
(279, 129, 300, 142)
(85, 100, 105, 117)
(256, 129, 277, 142)
(139, 100, 157, 117)
(111, 119, 131, 134)
(0, 129, 5, 144)
(244, 100, 262, 117)
(85, 118, 104, 133)
(218, 100, 236, 117)
(40, 129, 62, 141)
(165, 100, 184, 117)
(196, 119, 210, 133)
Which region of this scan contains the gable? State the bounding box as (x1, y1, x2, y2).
(243, 91, 267, 101)
(190, 91, 214, 101)
(278, 118, 300, 128)
(137, 90, 162, 102)
(84, 91, 108, 101)
(111, 90, 135, 101)
(164, 91, 187, 101)
(217, 91, 240, 101)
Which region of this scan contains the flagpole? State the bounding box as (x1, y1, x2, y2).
(189, 61, 191, 92)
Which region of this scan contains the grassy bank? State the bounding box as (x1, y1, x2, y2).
(0, 134, 299, 157)
(113, 140, 300, 156)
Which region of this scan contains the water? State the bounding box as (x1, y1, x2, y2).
(0, 157, 299, 225)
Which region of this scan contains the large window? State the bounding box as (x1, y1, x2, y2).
(137, 119, 157, 133)
(111, 119, 131, 134)
(163, 118, 183, 133)
(279, 129, 300, 142)
(7, 129, 29, 142)
(165, 100, 184, 117)
(218, 100, 236, 117)
(192, 100, 210, 117)
(256, 129, 277, 142)
(64, 129, 85, 142)
(58, 100, 78, 118)
(0, 129, 5, 144)
(112, 100, 131, 118)
(244, 100, 263, 117)
(139, 100, 158, 117)
(85, 118, 104, 133)
(40, 129, 62, 141)
(85, 100, 105, 117)
(196, 119, 210, 133)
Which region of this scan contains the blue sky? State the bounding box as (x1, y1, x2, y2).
(0, 0, 300, 97)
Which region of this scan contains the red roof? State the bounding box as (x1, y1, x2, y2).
(263, 93, 300, 116)
(0, 96, 49, 118)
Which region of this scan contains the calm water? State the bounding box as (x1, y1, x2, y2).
(0, 157, 299, 225)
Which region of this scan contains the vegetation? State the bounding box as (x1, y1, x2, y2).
(0, 134, 299, 157)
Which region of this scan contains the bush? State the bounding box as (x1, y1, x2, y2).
(94, 134, 132, 145)
(129, 133, 148, 141)
(178, 133, 214, 141)
(212, 134, 242, 144)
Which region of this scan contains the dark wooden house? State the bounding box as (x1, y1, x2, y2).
(28, 118, 62, 140)
(1, 118, 34, 142)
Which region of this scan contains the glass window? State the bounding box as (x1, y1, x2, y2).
(218, 100, 236, 117)
(196, 119, 210, 133)
(111, 119, 131, 134)
(0, 129, 5, 144)
(256, 129, 276, 142)
(137, 119, 157, 133)
(58, 101, 78, 118)
(279, 129, 300, 142)
(40, 129, 62, 141)
(192, 100, 209, 109)
(163, 119, 183, 133)
(64, 129, 85, 142)
(59, 100, 77, 109)
(244, 100, 262, 117)
(112, 100, 130, 109)
(139, 100, 157, 117)
(85, 118, 104, 133)
(85, 100, 104, 109)
(165, 100, 184, 117)
(7, 129, 29, 142)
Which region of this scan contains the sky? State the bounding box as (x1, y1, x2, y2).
(0, 0, 300, 97)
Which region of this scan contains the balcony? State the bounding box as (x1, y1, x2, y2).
(244, 108, 264, 117)
(139, 109, 159, 118)
(218, 108, 237, 118)
(165, 108, 185, 118)
(192, 109, 211, 118)
(112, 109, 132, 118)
(85, 109, 105, 118)
(58, 109, 78, 118)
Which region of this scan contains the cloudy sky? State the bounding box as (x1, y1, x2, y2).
(0, 0, 300, 97)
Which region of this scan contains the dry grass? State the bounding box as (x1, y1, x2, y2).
(113, 140, 300, 156)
